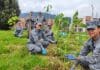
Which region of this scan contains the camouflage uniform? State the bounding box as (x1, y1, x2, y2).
(78, 21, 100, 70)
(14, 21, 23, 37)
(44, 26, 56, 44)
(27, 28, 49, 53)
(35, 15, 44, 23)
(79, 37, 100, 70)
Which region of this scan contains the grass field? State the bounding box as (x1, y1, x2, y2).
(0, 30, 88, 70)
(0, 30, 50, 70)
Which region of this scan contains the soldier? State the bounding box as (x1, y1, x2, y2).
(45, 24, 56, 43)
(44, 19, 57, 44)
(14, 20, 23, 37)
(74, 21, 100, 70)
(27, 23, 49, 54)
(36, 12, 44, 23)
(26, 12, 36, 38)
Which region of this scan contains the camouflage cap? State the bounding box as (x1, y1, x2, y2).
(86, 21, 97, 30)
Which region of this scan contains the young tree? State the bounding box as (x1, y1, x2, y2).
(73, 11, 82, 26)
(44, 4, 52, 13)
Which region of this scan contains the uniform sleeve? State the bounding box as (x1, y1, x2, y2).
(80, 42, 100, 64)
(80, 42, 90, 56)
(40, 31, 53, 44)
(42, 31, 48, 41)
(31, 31, 39, 43)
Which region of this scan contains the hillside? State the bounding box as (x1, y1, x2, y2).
(19, 12, 56, 19)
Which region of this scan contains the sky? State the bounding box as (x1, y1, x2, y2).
(18, 0, 100, 18)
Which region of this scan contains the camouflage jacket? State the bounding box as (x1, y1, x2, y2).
(79, 37, 100, 70)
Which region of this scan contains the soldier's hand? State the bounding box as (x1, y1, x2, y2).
(65, 54, 76, 60)
(41, 48, 47, 55)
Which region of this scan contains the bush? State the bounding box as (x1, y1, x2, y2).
(7, 16, 18, 26)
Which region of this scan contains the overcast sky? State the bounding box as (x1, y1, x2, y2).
(18, 0, 100, 18)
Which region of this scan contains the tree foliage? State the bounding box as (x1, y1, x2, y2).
(8, 16, 18, 26)
(0, 0, 20, 24)
(53, 13, 69, 32)
(73, 11, 85, 27)
(52, 13, 70, 41)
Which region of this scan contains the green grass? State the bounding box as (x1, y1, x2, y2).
(0, 30, 48, 70)
(0, 30, 89, 70)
